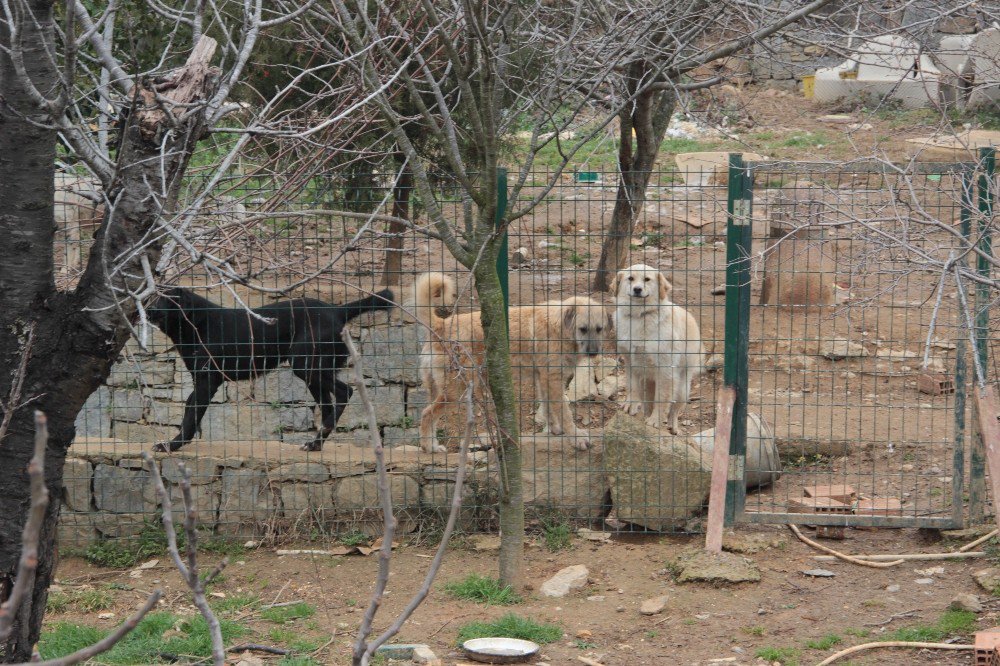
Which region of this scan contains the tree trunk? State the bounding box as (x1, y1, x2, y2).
(593, 77, 676, 293)
(473, 238, 524, 590)
(0, 29, 219, 660)
(381, 156, 411, 287)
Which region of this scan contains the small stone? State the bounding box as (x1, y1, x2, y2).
(97, 612, 115, 620)
(470, 535, 501, 552)
(575, 629, 593, 639)
(243, 540, 258, 548)
(577, 528, 611, 542)
(587, 595, 606, 602)
(974, 568, 1000, 594)
(915, 578, 935, 585)
(639, 595, 668, 615)
(676, 551, 761, 584)
(540, 565, 589, 598)
(711, 284, 726, 295)
(802, 569, 836, 578)
(914, 566, 945, 576)
(950, 593, 983, 613)
(411, 645, 441, 665)
(821, 338, 868, 361)
(886, 584, 900, 593)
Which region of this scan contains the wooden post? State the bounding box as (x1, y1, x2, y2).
(974, 385, 1000, 532)
(705, 386, 736, 553)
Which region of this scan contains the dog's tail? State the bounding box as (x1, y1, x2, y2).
(412, 272, 454, 330)
(339, 288, 395, 322)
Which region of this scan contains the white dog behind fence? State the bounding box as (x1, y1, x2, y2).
(611, 263, 705, 434)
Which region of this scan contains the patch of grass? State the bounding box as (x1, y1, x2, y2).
(38, 612, 248, 663)
(443, 574, 522, 606)
(339, 530, 369, 547)
(573, 639, 597, 649)
(541, 519, 572, 552)
(567, 250, 589, 267)
(261, 602, 317, 624)
(661, 137, 713, 154)
(457, 613, 562, 645)
(211, 593, 260, 614)
(278, 658, 322, 666)
(890, 609, 977, 643)
(754, 646, 799, 665)
(844, 627, 870, 638)
(47, 589, 114, 614)
(198, 537, 247, 557)
(805, 634, 842, 650)
(780, 132, 828, 148)
(741, 625, 766, 637)
(269, 628, 321, 652)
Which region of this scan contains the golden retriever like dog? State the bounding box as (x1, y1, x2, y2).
(611, 263, 704, 434)
(411, 272, 608, 453)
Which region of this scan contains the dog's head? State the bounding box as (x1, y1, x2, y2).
(561, 296, 609, 357)
(610, 264, 671, 303)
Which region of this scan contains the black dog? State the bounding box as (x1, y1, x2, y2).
(147, 286, 394, 452)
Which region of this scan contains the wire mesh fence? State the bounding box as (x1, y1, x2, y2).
(59, 154, 995, 548)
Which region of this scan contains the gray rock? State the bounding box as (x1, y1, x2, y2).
(108, 359, 175, 387)
(159, 457, 221, 485)
(511, 246, 530, 267)
(336, 474, 420, 512)
(640, 595, 668, 615)
(218, 468, 276, 532)
(273, 462, 329, 483)
(382, 427, 420, 448)
(93, 464, 156, 513)
(885, 584, 901, 593)
(278, 406, 316, 432)
(202, 403, 282, 440)
(820, 338, 868, 361)
(253, 368, 315, 405)
(75, 386, 112, 439)
(110, 389, 145, 423)
(522, 435, 608, 520)
(802, 569, 836, 578)
(146, 399, 184, 426)
(281, 482, 335, 516)
(677, 551, 761, 584)
(406, 388, 429, 418)
(63, 458, 93, 512)
(974, 568, 1000, 594)
(337, 385, 405, 430)
(950, 593, 983, 613)
(603, 414, 711, 530)
(166, 482, 219, 526)
(540, 564, 589, 598)
(361, 325, 423, 386)
(57, 512, 96, 548)
(411, 645, 440, 665)
(92, 512, 151, 538)
(914, 578, 935, 585)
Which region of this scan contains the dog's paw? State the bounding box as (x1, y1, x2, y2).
(667, 423, 679, 436)
(152, 442, 171, 453)
(426, 444, 447, 454)
(549, 424, 565, 436)
(623, 401, 643, 416)
(645, 415, 663, 429)
(572, 431, 590, 451)
(300, 441, 322, 452)
(533, 410, 548, 427)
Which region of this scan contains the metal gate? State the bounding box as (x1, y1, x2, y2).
(722, 151, 996, 530)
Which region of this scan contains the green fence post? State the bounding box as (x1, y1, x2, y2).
(723, 154, 752, 524)
(496, 168, 510, 323)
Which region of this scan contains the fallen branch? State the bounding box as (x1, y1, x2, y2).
(863, 609, 921, 627)
(227, 644, 290, 656)
(812, 551, 985, 562)
(789, 524, 905, 568)
(959, 529, 998, 552)
(814, 640, 974, 665)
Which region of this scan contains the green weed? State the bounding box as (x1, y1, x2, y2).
(261, 602, 317, 624)
(541, 519, 572, 552)
(457, 613, 562, 645)
(443, 574, 522, 606)
(805, 634, 842, 650)
(754, 646, 799, 665)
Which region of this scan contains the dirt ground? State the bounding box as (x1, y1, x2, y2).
(49, 524, 1000, 666)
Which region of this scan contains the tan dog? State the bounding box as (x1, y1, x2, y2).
(611, 264, 704, 434)
(411, 272, 608, 453)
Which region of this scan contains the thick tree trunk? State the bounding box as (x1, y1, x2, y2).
(381, 157, 411, 287)
(0, 29, 219, 660)
(593, 78, 676, 293)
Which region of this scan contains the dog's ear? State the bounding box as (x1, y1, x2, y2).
(609, 271, 624, 295)
(562, 303, 578, 332)
(657, 272, 672, 301)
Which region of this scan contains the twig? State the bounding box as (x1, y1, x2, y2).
(344, 332, 473, 665)
(259, 600, 304, 610)
(578, 657, 606, 666)
(814, 640, 974, 665)
(863, 609, 921, 627)
(959, 529, 998, 552)
(144, 454, 226, 666)
(789, 524, 905, 568)
(0, 411, 50, 642)
(227, 644, 290, 655)
(269, 579, 291, 606)
(32, 591, 163, 666)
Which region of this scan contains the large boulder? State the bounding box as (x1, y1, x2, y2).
(521, 435, 608, 520)
(603, 414, 711, 531)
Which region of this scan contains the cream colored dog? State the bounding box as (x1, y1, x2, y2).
(412, 272, 608, 453)
(611, 264, 704, 434)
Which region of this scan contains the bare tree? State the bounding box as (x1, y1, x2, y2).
(0, 1, 306, 658)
